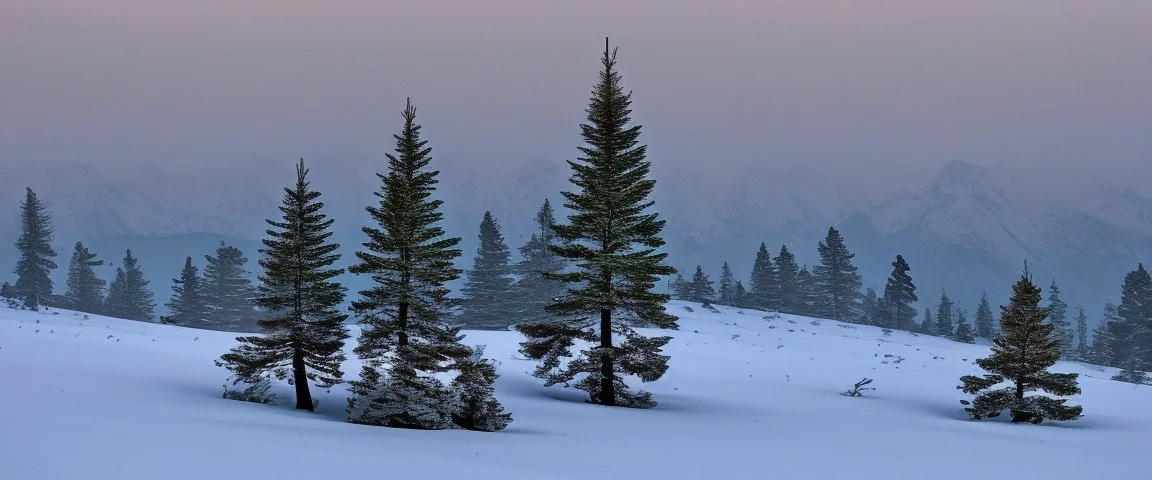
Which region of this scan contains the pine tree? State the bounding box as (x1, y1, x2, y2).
(797, 266, 818, 316)
(935, 291, 954, 338)
(450, 345, 512, 432)
(104, 250, 155, 321)
(718, 262, 735, 305)
(516, 39, 677, 408)
(954, 307, 976, 343)
(1091, 302, 1126, 367)
(920, 308, 934, 334)
(514, 200, 567, 323)
(218, 160, 350, 412)
(688, 265, 716, 305)
(346, 98, 473, 429)
(13, 188, 58, 308)
(974, 293, 995, 339)
(813, 226, 862, 321)
(63, 242, 105, 314)
(749, 243, 777, 310)
(860, 287, 878, 325)
(669, 274, 691, 300)
(1075, 306, 1090, 361)
(877, 255, 917, 330)
(733, 280, 748, 308)
(1047, 280, 1074, 358)
(1115, 264, 1152, 377)
(775, 245, 802, 314)
(203, 242, 257, 331)
(165, 257, 209, 327)
(959, 273, 1082, 423)
(461, 211, 518, 330)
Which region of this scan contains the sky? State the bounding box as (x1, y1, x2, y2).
(2, 0, 1151, 192)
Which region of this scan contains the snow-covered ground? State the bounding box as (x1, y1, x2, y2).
(1, 302, 1148, 479)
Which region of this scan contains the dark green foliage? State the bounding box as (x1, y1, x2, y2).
(935, 291, 954, 338)
(1090, 303, 1126, 367)
(13, 188, 58, 308)
(346, 99, 472, 429)
(1119, 264, 1152, 371)
(217, 160, 350, 412)
(516, 39, 677, 409)
(450, 346, 512, 432)
(64, 242, 105, 314)
(203, 242, 258, 331)
(1047, 280, 1074, 358)
(104, 250, 155, 321)
(514, 199, 567, 323)
(959, 274, 1082, 424)
(775, 245, 802, 314)
(0, 282, 15, 302)
(813, 227, 862, 321)
(1075, 306, 1090, 361)
(733, 281, 748, 308)
(688, 266, 715, 305)
(975, 293, 995, 339)
(877, 255, 917, 331)
(954, 308, 976, 343)
(749, 243, 777, 310)
(860, 287, 878, 325)
(718, 262, 735, 305)
(920, 308, 934, 334)
(165, 257, 209, 327)
(461, 211, 518, 330)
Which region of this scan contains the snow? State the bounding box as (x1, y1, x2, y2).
(1, 302, 1148, 479)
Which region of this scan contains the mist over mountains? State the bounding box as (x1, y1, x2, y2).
(1, 158, 1148, 322)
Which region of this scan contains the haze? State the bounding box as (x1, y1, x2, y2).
(3, 0, 1150, 191)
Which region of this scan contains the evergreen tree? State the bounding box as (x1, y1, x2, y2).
(1091, 302, 1126, 367)
(775, 245, 802, 314)
(718, 262, 735, 305)
(877, 255, 917, 330)
(1120, 264, 1152, 370)
(165, 257, 209, 327)
(920, 308, 934, 334)
(461, 211, 518, 330)
(959, 273, 1082, 423)
(974, 293, 995, 339)
(954, 307, 976, 343)
(104, 250, 155, 321)
(1075, 306, 1090, 361)
(860, 288, 878, 325)
(218, 160, 350, 412)
(733, 280, 748, 308)
(450, 345, 512, 432)
(688, 265, 716, 305)
(0, 282, 14, 301)
(514, 199, 567, 323)
(749, 243, 777, 310)
(346, 98, 473, 429)
(63, 242, 105, 314)
(797, 266, 818, 316)
(516, 39, 677, 408)
(812, 226, 862, 321)
(1047, 280, 1074, 358)
(13, 188, 57, 308)
(935, 291, 954, 338)
(203, 242, 257, 331)
(669, 274, 691, 300)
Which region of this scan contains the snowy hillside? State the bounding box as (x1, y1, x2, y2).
(2, 302, 1147, 479)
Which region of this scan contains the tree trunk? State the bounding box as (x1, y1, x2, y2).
(398, 301, 409, 347)
(1015, 379, 1024, 400)
(599, 307, 615, 406)
(292, 348, 313, 411)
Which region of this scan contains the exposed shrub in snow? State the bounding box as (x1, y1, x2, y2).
(222, 376, 274, 404)
(840, 378, 875, 397)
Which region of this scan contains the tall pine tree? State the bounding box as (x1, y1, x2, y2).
(203, 243, 257, 331)
(461, 211, 518, 330)
(164, 257, 209, 327)
(935, 291, 954, 338)
(104, 250, 155, 321)
(218, 160, 350, 412)
(974, 293, 995, 339)
(688, 265, 715, 305)
(920, 308, 934, 334)
(346, 98, 474, 429)
(959, 273, 1082, 423)
(1047, 280, 1074, 358)
(1074, 306, 1090, 361)
(64, 242, 105, 314)
(775, 245, 802, 314)
(749, 243, 777, 310)
(516, 39, 677, 408)
(812, 226, 862, 321)
(1091, 302, 1127, 367)
(718, 262, 735, 305)
(1120, 264, 1152, 371)
(13, 188, 57, 308)
(514, 199, 567, 323)
(877, 255, 917, 330)
(733, 280, 748, 308)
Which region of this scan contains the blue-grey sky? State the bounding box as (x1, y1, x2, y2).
(2, 0, 1150, 191)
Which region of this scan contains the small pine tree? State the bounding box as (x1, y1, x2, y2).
(689, 266, 716, 305)
(461, 211, 518, 330)
(165, 257, 209, 327)
(1075, 306, 1090, 361)
(0, 282, 15, 302)
(347, 98, 472, 429)
(959, 273, 1082, 423)
(13, 188, 58, 308)
(104, 250, 155, 321)
(797, 266, 818, 316)
(63, 242, 105, 314)
(813, 226, 863, 321)
(718, 262, 735, 305)
(954, 307, 976, 343)
(733, 280, 748, 308)
(669, 274, 691, 300)
(974, 293, 995, 339)
(1048, 280, 1074, 358)
(860, 287, 878, 325)
(203, 243, 258, 331)
(935, 291, 954, 338)
(877, 255, 917, 330)
(218, 160, 350, 412)
(920, 308, 934, 334)
(749, 243, 777, 310)
(514, 200, 567, 323)
(450, 345, 512, 432)
(775, 245, 802, 314)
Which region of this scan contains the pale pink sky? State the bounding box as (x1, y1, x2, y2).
(2, 0, 1150, 189)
